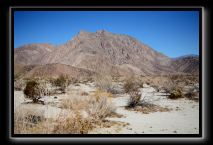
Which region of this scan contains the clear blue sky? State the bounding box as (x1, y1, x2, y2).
(14, 11, 199, 58)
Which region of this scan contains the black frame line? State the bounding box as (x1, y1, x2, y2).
(10, 6, 203, 139)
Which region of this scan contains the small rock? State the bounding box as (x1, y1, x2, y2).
(173, 130, 177, 133)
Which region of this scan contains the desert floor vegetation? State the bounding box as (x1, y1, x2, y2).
(14, 74, 199, 134)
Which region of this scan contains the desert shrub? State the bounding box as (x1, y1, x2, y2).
(184, 90, 198, 101)
(14, 107, 94, 134)
(123, 77, 140, 93)
(87, 96, 116, 119)
(24, 80, 41, 103)
(14, 107, 45, 134)
(94, 75, 113, 92)
(60, 96, 88, 110)
(93, 89, 114, 101)
(61, 92, 116, 119)
(53, 75, 68, 93)
(168, 88, 183, 99)
(23, 79, 51, 103)
(127, 91, 141, 108)
(53, 111, 93, 134)
(14, 79, 26, 91)
(95, 75, 123, 94)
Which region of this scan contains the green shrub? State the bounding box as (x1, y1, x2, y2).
(24, 80, 41, 103)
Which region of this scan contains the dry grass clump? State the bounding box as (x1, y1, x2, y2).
(52, 111, 93, 134)
(93, 89, 114, 100)
(14, 79, 26, 91)
(14, 107, 46, 134)
(94, 74, 120, 94)
(60, 96, 88, 110)
(60, 93, 116, 120)
(14, 107, 94, 134)
(87, 96, 116, 119)
(94, 74, 123, 94)
(94, 75, 112, 91)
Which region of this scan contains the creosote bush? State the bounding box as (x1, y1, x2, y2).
(23, 79, 50, 103)
(24, 80, 41, 103)
(168, 88, 183, 99)
(53, 75, 68, 93)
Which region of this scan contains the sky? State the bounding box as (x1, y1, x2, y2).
(14, 11, 199, 58)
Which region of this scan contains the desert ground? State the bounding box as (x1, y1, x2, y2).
(14, 75, 199, 134)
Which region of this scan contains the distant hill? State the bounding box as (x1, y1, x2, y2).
(172, 55, 199, 75)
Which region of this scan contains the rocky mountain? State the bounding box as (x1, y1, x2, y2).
(172, 55, 199, 75)
(14, 30, 199, 78)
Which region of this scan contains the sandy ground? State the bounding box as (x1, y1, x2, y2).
(89, 84, 199, 134)
(14, 82, 199, 134)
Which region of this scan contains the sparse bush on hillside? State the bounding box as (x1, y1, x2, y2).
(53, 75, 68, 93)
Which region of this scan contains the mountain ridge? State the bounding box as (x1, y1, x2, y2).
(14, 30, 199, 78)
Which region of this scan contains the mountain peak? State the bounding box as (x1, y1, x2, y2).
(78, 30, 91, 35)
(96, 29, 107, 33)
